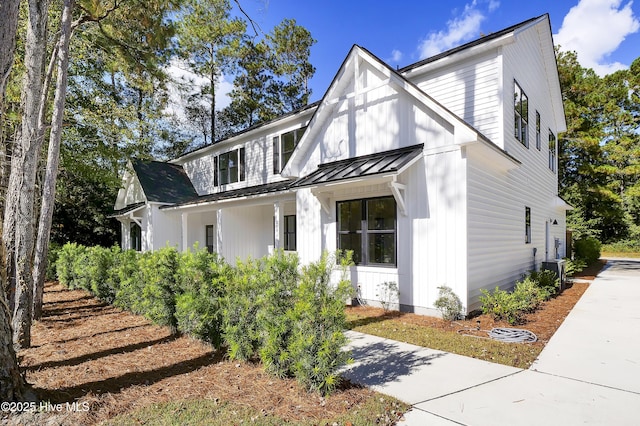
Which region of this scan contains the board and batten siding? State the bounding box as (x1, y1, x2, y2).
(409, 50, 502, 148)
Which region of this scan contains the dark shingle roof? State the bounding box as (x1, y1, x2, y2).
(291, 144, 424, 188)
(162, 180, 293, 209)
(132, 159, 198, 204)
(399, 15, 543, 74)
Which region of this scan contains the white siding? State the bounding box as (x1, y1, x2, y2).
(465, 22, 566, 311)
(218, 205, 273, 263)
(150, 205, 181, 250)
(408, 50, 502, 147)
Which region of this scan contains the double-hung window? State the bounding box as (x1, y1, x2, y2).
(337, 196, 396, 266)
(514, 81, 529, 147)
(214, 147, 245, 186)
(273, 127, 306, 174)
(548, 130, 556, 172)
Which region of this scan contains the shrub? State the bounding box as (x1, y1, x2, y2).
(527, 269, 559, 299)
(56, 242, 87, 289)
(46, 242, 61, 281)
(257, 250, 299, 378)
(114, 249, 143, 313)
(222, 257, 264, 361)
(511, 277, 546, 312)
(564, 257, 586, 277)
(480, 286, 523, 325)
(434, 285, 464, 320)
(88, 246, 121, 303)
(574, 237, 601, 263)
(376, 281, 399, 312)
(287, 251, 354, 395)
(601, 239, 640, 253)
(175, 248, 228, 348)
(138, 247, 180, 329)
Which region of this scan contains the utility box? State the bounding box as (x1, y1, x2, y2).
(542, 259, 567, 291)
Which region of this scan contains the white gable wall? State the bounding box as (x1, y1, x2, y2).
(295, 55, 468, 314)
(408, 49, 503, 148)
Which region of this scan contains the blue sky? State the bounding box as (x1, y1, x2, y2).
(223, 0, 640, 104)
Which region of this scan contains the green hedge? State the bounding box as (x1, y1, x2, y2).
(55, 242, 353, 395)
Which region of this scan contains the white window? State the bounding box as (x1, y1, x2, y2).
(548, 130, 556, 172)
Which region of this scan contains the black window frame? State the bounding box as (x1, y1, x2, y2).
(514, 80, 529, 147)
(283, 215, 296, 251)
(337, 196, 397, 267)
(205, 224, 214, 253)
(548, 130, 556, 172)
(130, 222, 142, 251)
(535, 110, 541, 150)
(273, 126, 306, 174)
(525, 206, 531, 244)
(215, 147, 245, 186)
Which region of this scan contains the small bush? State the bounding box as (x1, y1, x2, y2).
(46, 242, 61, 281)
(56, 242, 87, 289)
(88, 246, 121, 303)
(257, 250, 299, 378)
(175, 248, 228, 348)
(574, 237, 601, 263)
(434, 285, 464, 320)
(601, 239, 640, 253)
(527, 269, 559, 299)
(376, 281, 399, 312)
(222, 257, 264, 361)
(480, 286, 523, 325)
(138, 246, 180, 330)
(288, 251, 354, 395)
(564, 257, 586, 277)
(114, 249, 143, 313)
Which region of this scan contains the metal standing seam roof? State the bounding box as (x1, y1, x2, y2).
(290, 144, 424, 188)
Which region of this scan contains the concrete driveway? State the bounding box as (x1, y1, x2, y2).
(342, 258, 640, 425)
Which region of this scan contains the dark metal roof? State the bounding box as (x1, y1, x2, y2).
(132, 159, 198, 204)
(399, 15, 544, 74)
(110, 202, 145, 217)
(163, 180, 294, 209)
(291, 144, 424, 188)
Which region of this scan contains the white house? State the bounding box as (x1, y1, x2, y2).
(113, 14, 569, 315)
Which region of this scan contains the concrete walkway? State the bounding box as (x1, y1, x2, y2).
(342, 258, 640, 425)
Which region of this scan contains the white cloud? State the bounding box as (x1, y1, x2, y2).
(418, 0, 498, 59)
(164, 59, 233, 119)
(554, 0, 640, 75)
(388, 49, 403, 64)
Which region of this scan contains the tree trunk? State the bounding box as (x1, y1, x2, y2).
(3, 0, 51, 350)
(0, 0, 21, 99)
(33, 0, 74, 320)
(0, 269, 25, 401)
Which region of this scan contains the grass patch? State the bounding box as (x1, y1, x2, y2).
(101, 395, 408, 426)
(346, 311, 542, 369)
(601, 251, 640, 258)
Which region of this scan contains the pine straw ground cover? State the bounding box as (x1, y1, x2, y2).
(346, 260, 607, 369)
(6, 282, 406, 426)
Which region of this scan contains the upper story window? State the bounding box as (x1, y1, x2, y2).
(514, 81, 528, 147)
(214, 147, 245, 186)
(548, 130, 557, 172)
(273, 127, 306, 174)
(535, 111, 541, 150)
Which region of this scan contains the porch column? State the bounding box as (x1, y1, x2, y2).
(215, 209, 223, 255)
(181, 212, 189, 252)
(273, 201, 284, 250)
